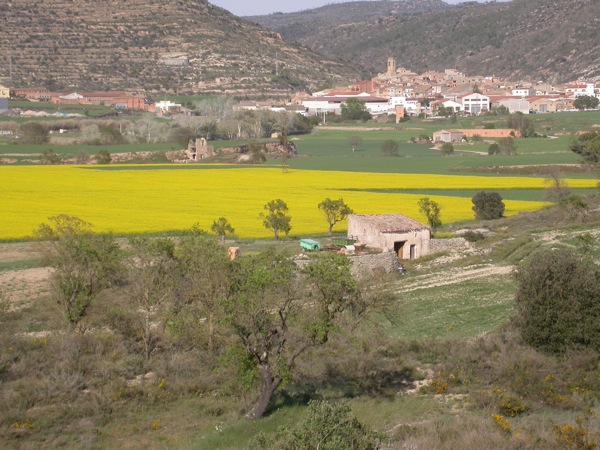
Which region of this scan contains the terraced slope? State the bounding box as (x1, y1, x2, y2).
(0, 0, 360, 95)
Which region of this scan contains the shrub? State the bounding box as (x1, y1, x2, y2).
(19, 122, 50, 144)
(96, 149, 112, 164)
(463, 230, 484, 242)
(440, 142, 454, 155)
(513, 248, 600, 354)
(471, 191, 505, 220)
(381, 139, 400, 157)
(487, 143, 500, 155)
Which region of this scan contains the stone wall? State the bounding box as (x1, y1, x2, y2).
(348, 251, 399, 279)
(429, 237, 470, 254)
(294, 251, 399, 280)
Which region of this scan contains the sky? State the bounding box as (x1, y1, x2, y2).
(210, 0, 494, 17)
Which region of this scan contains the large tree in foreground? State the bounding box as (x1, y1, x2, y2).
(36, 215, 125, 332)
(224, 251, 363, 419)
(318, 198, 353, 235)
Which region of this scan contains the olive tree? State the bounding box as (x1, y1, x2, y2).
(224, 252, 364, 419)
(210, 217, 235, 243)
(36, 215, 125, 332)
(260, 199, 292, 240)
(318, 198, 353, 235)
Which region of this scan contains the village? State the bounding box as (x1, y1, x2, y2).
(1, 57, 600, 120)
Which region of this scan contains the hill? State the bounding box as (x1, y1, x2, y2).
(250, 0, 600, 82)
(0, 0, 361, 95)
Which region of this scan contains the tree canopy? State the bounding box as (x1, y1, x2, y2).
(507, 112, 535, 137)
(260, 199, 292, 240)
(35, 215, 125, 332)
(417, 197, 442, 231)
(472, 191, 505, 220)
(381, 139, 400, 157)
(341, 98, 371, 121)
(318, 198, 353, 234)
(569, 130, 600, 163)
(513, 248, 600, 354)
(573, 95, 599, 111)
(225, 251, 362, 419)
(210, 217, 235, 242)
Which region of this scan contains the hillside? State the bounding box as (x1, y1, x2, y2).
(246, 0, 449, 43)
(250, 0, 600, 82)
(0, 0, 361, 95)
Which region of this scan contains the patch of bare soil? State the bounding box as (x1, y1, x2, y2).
(0, 242, 41, 263)
(0, 267, 51, 304)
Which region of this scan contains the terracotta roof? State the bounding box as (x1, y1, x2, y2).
(351, 214, 429, 233)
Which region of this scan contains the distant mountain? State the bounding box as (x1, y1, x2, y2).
(0, 0, 362, 95)
(247, 0, 449, 43)
(250, 0, 600, 82)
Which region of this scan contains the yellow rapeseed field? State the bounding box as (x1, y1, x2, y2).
(1, 165, 593, 240)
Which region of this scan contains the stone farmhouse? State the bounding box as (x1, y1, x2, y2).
(347, 214, 430, 260)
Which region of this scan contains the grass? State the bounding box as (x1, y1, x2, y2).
(390, 275, 516, 340)
(1, 111, 600, 448)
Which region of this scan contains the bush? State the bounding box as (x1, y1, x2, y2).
(488, 143, 500, 155)
(19, 122, 49, 144)
(440, 142, 454, 155)
(463, 230, 485, 242)
(381, 139, 400, 157)
(471, 191, 505, 220)
(513, 248, 600, 354)
(96, 149, 112, 164)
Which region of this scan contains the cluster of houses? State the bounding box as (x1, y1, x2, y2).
(293, 57, 600, 119)
(0, 87, 190, 116)
(2, 57, 599, 119)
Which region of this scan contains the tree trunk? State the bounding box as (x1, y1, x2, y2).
(274, 229, 279, 241)
(328, 223, 333, 235)
(246, 368, 281, 420)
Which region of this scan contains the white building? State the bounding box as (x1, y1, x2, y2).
(512, 88, 535, 97)
(461, 93, 490, 115)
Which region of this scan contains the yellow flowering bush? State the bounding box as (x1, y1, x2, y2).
(0, 165, 583, 240)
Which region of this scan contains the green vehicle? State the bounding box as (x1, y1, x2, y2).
(300, 238, 321, 251)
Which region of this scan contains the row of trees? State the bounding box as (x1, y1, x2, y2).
(261, 198, 354, 240)
(17, 108, 316, 148)
(36, 215, 390, 420)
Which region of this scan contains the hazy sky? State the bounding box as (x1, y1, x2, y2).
(210, 0, 495, 17)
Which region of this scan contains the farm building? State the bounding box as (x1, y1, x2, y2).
(433, 129, 464, 143)
(347, 214, 430, 260)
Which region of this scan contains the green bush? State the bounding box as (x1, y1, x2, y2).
(462, 230, 484, 242)
(513, 248, 600, 354)
(471, 191, 505, 220)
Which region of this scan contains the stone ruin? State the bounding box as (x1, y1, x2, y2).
(186, 137, 214, 161)
(185, 138, 297, 162)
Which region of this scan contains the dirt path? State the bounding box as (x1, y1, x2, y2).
(393, 264, 513, 293)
